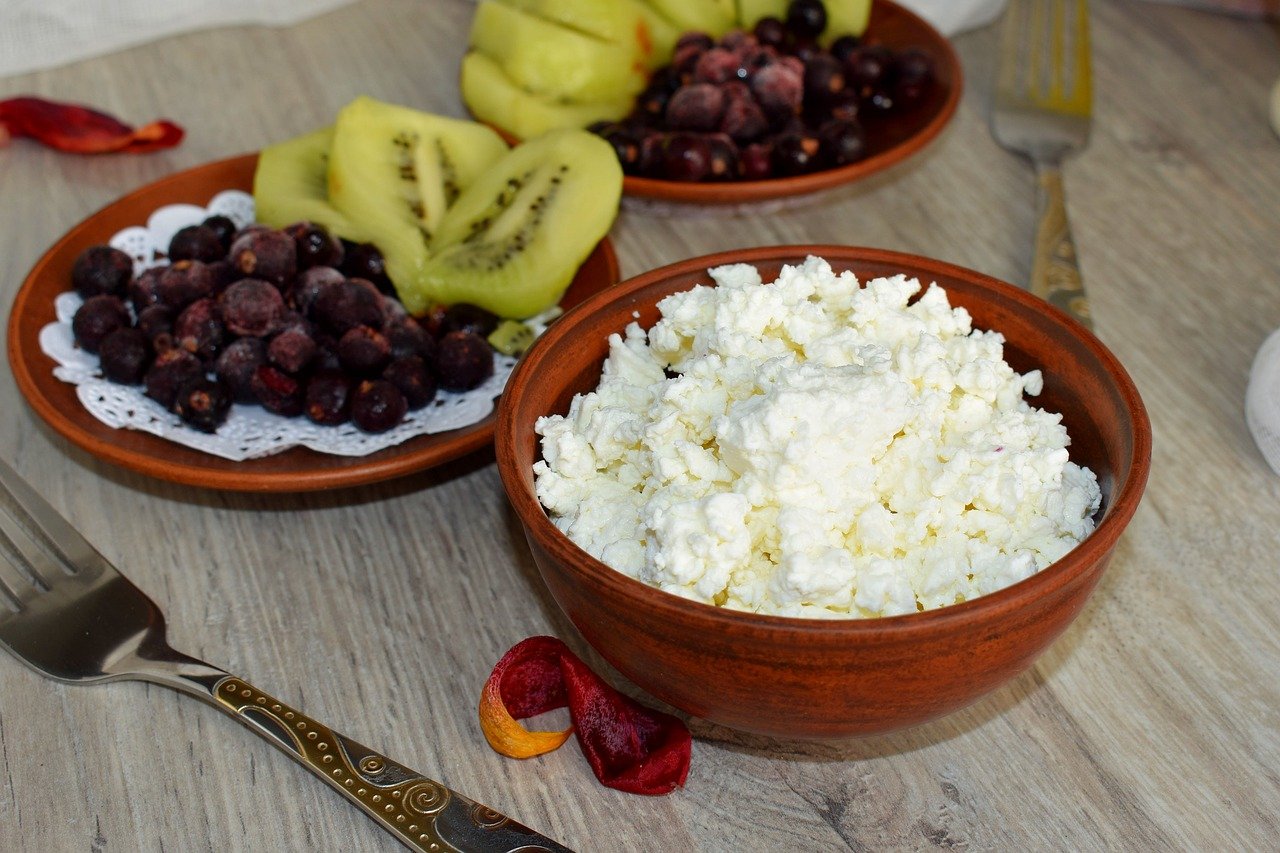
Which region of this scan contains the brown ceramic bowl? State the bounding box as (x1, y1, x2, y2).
(495, 246, 1151, 740)
(621, 1, 962, 207)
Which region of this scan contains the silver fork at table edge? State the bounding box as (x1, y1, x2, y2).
(0, 458, 572, 853)
(992, 0, 1095, 331)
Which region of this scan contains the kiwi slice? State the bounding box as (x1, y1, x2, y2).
(488, 319, 537, 356)
(252, 127, 360, 239)
(326, 96, 509, 296)
(402, 129, 622, 318)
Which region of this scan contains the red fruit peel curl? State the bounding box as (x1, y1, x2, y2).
(479, 636, 692, 796)
(0, 96, 183, 154)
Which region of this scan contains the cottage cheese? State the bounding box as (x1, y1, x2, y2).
(533, 257, 1101, 619)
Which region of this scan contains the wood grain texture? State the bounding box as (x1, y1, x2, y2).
(1, 0, 1278, 850)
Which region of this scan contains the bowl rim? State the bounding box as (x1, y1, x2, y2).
(496, 245, 1152, 637)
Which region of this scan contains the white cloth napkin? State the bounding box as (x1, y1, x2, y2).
(0, 0, 1005, 79)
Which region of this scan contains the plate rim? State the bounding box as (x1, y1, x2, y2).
(7, 152, 620, 492)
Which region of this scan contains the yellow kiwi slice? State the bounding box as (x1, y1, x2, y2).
(325, 96, 508, 295)
(734, 0, 787, 29)
(494, 0, 680, 70)
(640, 0, 736, 35)
(252, 127, 360, 239)
(403, 129, 622, 318)
(468, 1, 648, 104)
(461, 52, 632, 141)
(823, 0, 873, 42)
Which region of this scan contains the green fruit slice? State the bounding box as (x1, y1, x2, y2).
(405, 129, 622, 318)
(461, 52, 632, 141)
(468, 1, 648, 103)
(494, 0, 679, 70)
(326, 96, 508, 296)
(252, 127, 360, 239)
(824, 0, 873, 42)
(488, 318, 538, 356)
(640, 0, 736, 35)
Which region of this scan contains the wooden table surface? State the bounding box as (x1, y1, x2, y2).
(2, 1, 1278, 850)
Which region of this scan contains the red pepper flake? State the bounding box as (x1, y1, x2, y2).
(479, 636, 691, 796)
(0, 96, 183, 154)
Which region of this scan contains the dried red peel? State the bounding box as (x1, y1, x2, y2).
(0, 96, 183, 154)
(479, 636, 691, 796)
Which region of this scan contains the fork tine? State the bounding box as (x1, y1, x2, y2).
(0, 549, 35, 610)
(0, 504, 63, 589)
(0, 459, 111, 584)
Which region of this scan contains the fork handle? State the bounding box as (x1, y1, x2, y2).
(175, 671, 571, 852)
(1031, 163, 1093, 331)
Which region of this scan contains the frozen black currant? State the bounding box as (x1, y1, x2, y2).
(219, 278, 287, 337)
(174, 377, 232, 433)
(214, 337, 266, 403)
(435, 331, 494, 392)
(157, 260, 217, 310)
(442, 303, 499, 338)
(136, 304, 174, 347)
(339, 241, 394, 295)
(174, 298, 225, 361)
(71, 246, 133, 299)
(128, 267, 164, 311)
(98, 327, 152, 385)
(144, 348, 204, 410)
(337, 325, 391, 375)
(786, 0, 827, 39)
(229, 228, 296, 285)
(285, 221, 345, 270)
(350, 379, 408, 433)
(314, 280, 384, 336)
(168, 225, 225, 263)
(382, 356, 437, 409)
(201, 214, 237, 252)
(385, 316, 437, 364)
(72, 295, 130, 353)
(267, 325, 318, 374)
(250, 365, 305, 416)
(305, 370, 352, 426)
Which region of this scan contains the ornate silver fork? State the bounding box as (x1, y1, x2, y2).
(0, 458, 570, 853)
(992, 0, 1095, 330)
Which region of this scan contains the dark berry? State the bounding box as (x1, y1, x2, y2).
(174, 377, 232, 433)
(288, 266, 344, 319)
(705, 134, 741, 180)
(285, 221, 345, 270)
(893, 48, 936, 105)
(740, 142, 774, 180)
(436, 331, 494, 391)
(251, 365, 304, 416)
(385, 316, 437, 364)
(201, 215, 237, 252)
(382, 356, 437, 409)
(337, 325, 391, 375)
(144, 348, 204, 410)
(692, 48, 744, 85)
(817, 118, 868, 166)
(339, 242, 393, 295)
(675, 31, 714, 53)
(157, 260, 217, 310)
(304, 371, 352, 425)
(98, 327, 151, 384)
(72, 295, 130, 353)
(751, 62, 804, 121)
(803, 54, 846, 103)
(845, 45, 893, 94)
(442, 303, 499, 338)
(660, 133, 714, 182)
(314, 280, 385, 336)
(215, 337, 267, 403)
(268, 325, 318, 374)
(598, 124, 643, 171)
(826, 88, 861, 123)
(720, 92, 769, 142)
(771, 131, 823, 175)
(71, 246, 133, 299)
(786, 0, 827, 39)
(665, 84, 727, 132)
(229, 229, 296, 285)
(830, 34, 861, 62)
(636, 84, 674, 123)
(174, 298, 225, 361)
(206, 259, 240, 292)
(638, 131, 668, 177)
(128, 267, 164, 311)
(219, 278, 287, 337)
(168, 225, 225, 263)
(136, 305, 174, 347)
(350, 379, 407, 433)
(753, 16, 787, 49)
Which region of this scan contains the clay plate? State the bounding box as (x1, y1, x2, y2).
(622, 0, 963, 206)
(8, 153, 620, 492)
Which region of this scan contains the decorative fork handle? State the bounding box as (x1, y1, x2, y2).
(1031, 163, 1093, 331)
(168, 669, 571, 852)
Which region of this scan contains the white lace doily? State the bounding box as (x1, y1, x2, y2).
(39, 191, 521, 462)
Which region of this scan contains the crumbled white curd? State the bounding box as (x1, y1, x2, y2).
(533, 257, 1101, 619)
